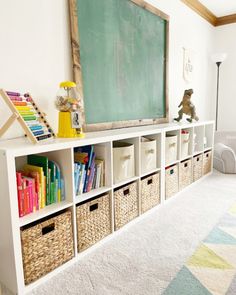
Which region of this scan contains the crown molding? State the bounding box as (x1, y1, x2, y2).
(181, 0, 236, 27)
(216, 13, 236, 26)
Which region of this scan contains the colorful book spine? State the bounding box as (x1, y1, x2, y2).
(16, 157, 63, 217)
(16, 172, 24, 217)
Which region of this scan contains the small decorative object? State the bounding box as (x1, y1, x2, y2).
(174, 89, 199, 123)
(56, 81, 84, 138)
(0, 89, 55, 144)
(183, 48, 195, 83)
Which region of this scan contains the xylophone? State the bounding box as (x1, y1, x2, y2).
(0, 89, 55, 143)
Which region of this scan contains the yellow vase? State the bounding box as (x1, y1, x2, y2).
(57, 111, 84, 138)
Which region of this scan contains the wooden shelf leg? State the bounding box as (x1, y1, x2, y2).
(0, 113, 19, 138)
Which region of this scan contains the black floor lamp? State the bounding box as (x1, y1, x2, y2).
(211, 53, 227, 131)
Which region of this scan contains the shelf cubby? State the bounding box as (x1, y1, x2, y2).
(112, 137, 139, 186)
(193, 125, 204, 154)
(74, 142, 112, 199)
(15, 148, 74, 222)
(165, 130, 180, 166)
(204, 123, 214, 149)
(180, 127, 194, 160)
(140, 133, 162, 174)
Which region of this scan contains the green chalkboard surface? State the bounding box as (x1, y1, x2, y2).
(69, 0, 169, 131)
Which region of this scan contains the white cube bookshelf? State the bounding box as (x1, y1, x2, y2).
(0, 120, 214, 295)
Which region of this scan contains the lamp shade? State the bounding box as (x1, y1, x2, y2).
(211, 53, 227, 63)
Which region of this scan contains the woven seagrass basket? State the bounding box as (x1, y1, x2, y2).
(165, 164, 178, 199)
(76, 194, 111, 252)
(203, 150, 212, 175)
(21, 211, 74, 285)
(179, 158, 192, 190)
(114, 182, 138, 230)
(193, 154, 203, 181)
(141, 172, 160, 214)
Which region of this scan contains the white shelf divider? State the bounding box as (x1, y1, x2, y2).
(75, 186, 112, 204)
(19, 201, 74, 227)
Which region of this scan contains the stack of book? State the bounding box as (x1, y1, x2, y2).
(74, 145, 105, 195)
(16, 154, 65, 217)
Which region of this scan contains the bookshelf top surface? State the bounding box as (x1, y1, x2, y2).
(0, 121, 214, 157)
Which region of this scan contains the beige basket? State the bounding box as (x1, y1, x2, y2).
(179, 158, 192, 190)
(141, 137, 157, 174)
(113, 142, 135, 184)
(21, 211, 74, 285)
(193, 154, 203, 181)
(165, 164, 179, 199)
(114, 182, 138, 230)
(181, 132, 190, 159)
(165, 134, 178, 165)
(76, 194, 111, 252)
(141, 173, 160, 214)
(203, 150, 212, 175)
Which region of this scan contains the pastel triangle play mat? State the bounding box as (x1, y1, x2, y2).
(163, 203, 236, 295)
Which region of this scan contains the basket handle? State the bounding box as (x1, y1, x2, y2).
(123, 188, 130, 196)
(147, 178, 153, 185)
(169, 143, 176, 148)
(146, 149, 155, 154)
(90, 203, 98, 212)
(42, 223, 55, 236)
(184, 162, 188, 168)
(170, 169, 174, 175)
(197, 157, 200, 161)
(122, 155, 131, 161)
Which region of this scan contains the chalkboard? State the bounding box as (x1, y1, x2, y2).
(69, 0, 169, 131)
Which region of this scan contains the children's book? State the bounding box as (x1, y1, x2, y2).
(27, 155, 49, 205)
(16, 172, 24, 217)
(23, 178, 29, 215)
(23, 164, 45, 208)
(53, 162, 61, 202)
(28, 171, 40, 210)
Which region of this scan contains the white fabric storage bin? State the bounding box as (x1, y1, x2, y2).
(141, 137, 157, 174)
(181, 133, 190, 159)
(113, 142, 135, 184)
(165, 134, 178, 164)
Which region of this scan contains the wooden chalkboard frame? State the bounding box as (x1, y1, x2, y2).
(69, 0, 169, 132)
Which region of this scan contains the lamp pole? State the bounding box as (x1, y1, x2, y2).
(215, 61, 221, 131)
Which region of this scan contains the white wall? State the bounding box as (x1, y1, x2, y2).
(147, 0, 215, 123)
(0, 0, 215, 140)
(213, 23, 236, 131)
(0, 0, 72, 139)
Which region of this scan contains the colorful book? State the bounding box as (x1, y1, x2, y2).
(49, 161, 57, 204)
(16, 172, 24, 217)
(54, 162, 61, 202)
(24, 177, 34, 213)
(87, 154, 96, 192)
(28, 171, 40, 211)
(23, 164, 45, 208)
(23, 178, 30, 215)
(82, 146, 94, 193)
(74, 152, 88, 164)
(79, 164, 86, 195)
(27, 155, 49, 205)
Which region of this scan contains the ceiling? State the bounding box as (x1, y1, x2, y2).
(199, 0, 236, 17)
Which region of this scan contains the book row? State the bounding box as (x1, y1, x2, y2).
(16, 155, 65, 217)
(74, 145, 105, 195)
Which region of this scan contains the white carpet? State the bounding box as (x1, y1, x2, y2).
(2, 171, 236, 295)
